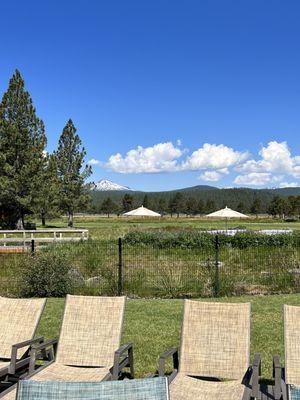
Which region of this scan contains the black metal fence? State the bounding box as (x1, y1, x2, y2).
(1, 236, 300, 298)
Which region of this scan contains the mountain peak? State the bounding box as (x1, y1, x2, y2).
(93, 179, 134, 191)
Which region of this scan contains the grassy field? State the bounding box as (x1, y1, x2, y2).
(1, 215, 300, 298)
(36, 294, 300, 381)
(30, 215, 300, 240)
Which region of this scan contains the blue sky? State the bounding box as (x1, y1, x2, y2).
(1, 0, 300, 191)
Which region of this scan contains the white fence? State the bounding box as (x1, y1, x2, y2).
(0, 229, 89, 252)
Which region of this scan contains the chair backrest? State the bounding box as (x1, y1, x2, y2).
(284, 304, 300, 385)
(0, 297, 46, 359)
(17, 378, 169, 400)
(55, 295, 125, 367)
(179, 300, 250, 380)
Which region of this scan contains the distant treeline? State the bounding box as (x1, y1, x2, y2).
(90, 188, 300, 218)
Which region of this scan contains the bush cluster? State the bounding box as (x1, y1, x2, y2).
(123, 230, 300, 249)
(19, 249, 73, 297)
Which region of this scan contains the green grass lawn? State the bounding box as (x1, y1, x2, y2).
(36, 293, 300, 381)
(31, 215, 300, 240)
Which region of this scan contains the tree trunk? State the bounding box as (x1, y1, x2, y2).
(41, 212, 46, 227)
(17, 217, 24, 230)
(17, 212, 25, 229)
(68, 211, 73, 227)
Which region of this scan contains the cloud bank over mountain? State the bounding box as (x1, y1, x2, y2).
(88, 140, 300, 188)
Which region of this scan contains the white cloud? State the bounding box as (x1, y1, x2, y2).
(88, 158, 101, 166)
(106, 142, 248, 174)
(199, 171, 224, 182)
(293, 166, 300, 179)
(106, 142, 183, 173)
(237, 141, 300, 177)
(102, 139, 299, 187)
(279, 181, 299, 188)
(234, 172, 273, 186)
(234, 141, 300, 187)
(183, 143, 249, 171)
(199, 168, 229, 182)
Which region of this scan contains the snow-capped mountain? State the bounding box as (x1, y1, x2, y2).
(92, 179, 134, 191)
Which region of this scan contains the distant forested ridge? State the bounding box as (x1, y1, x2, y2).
(90, 186, 300, 217)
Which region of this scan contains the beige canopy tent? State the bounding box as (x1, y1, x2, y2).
(123, 206, 161, 217)
(206, 206, 249, 230)
(206, 206, 249, 219)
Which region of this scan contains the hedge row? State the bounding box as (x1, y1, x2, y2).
(123, 230, 300, 249)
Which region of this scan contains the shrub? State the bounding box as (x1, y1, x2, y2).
(19, 249, 73, 297)
(123, 230, 300, 249)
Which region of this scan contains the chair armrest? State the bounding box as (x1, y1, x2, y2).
(251, 353, 261, 399)
(112, 342, 134, 380)
(29, 339, 58, 374)
(115, 343, 133, 357)
(9, 337, 44, 374)
(159, 347, 179, 382)
(273, 355, 282, 400)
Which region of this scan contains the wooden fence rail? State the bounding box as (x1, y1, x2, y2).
(0, 229, 89, 253)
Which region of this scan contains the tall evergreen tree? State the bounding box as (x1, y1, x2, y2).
(288, 196, 300, 218)
(185, 196, 197, 216)
(205, 199, 216, 213)
(267, 195, 287, 219)
(236, 201, 245, 213)
(34, 153, 60, 226)
(197, 199, 205, 215)
(55, 119, 92, 227)
(142, 194, 149, 208)
(122, 194, 134, 212)
(0, 70, 47, 228)
(100, 197, 117, 217)
(158, 197, 167, 215)
(173, 192, 184, 217)
(250, 197, 261, 217)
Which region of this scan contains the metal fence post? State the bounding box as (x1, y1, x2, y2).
(118, 238, 123, 296)
(214, 235, 219, 297)
(31, 239, 35, 255)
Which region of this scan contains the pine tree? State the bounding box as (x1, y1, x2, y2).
(185, 196, 196, 216)
(250, 197, 261, 217)
(142, 194, 149, 208)
(34, 153, 60, 226)
(236, 201, 245, 213)
(172, 192, 184, 217)
(205, 199, 216, 213)
(158, 197, 167, 215)
(267, 196, 287, 219)
(0, 70, 47, 228)
(122, 194, 134, 212)
(100, 197, 117, 217)
(197, 199, 205, 215)
(55, 119, 92, 227)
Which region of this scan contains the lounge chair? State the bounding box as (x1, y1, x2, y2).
(276, 304, 300, 400)
(16, 377, 169, 400)
(2, 295, 133, 400)
(159, 300, 260, 400)
(0, 297, 46, 397)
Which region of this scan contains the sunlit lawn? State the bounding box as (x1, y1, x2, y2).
(30, 215, 300, 240)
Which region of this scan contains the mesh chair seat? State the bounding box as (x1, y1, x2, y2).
(16, 378, 169, 400)
(289, 385, 300, 400)
(170, 373, 245, 400)
(30, 363, 110, 382)
(0, 360, 10, 372)
(0, 297, 46, 360)
(1, 296, 127, 400)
